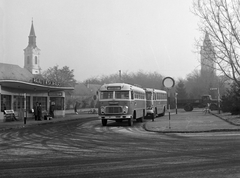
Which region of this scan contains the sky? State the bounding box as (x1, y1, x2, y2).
(0, 0, 202, 82)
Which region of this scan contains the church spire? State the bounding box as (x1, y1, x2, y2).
(28, 19, 37, 47)
(24, 19, 41, 75)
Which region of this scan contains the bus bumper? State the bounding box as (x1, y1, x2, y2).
(99, 115, 132, 119)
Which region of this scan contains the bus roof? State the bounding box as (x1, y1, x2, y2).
(145, 88, 166, 94)
(99, 83, 145, 92)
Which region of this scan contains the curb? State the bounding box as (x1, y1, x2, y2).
(143, 123, 240, 133)
(143, 112, 240, 133)
(211, 112, 240, 126)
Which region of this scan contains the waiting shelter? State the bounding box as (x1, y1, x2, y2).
(0, 63, 74, 122)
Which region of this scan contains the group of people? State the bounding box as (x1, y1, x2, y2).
(33, 102, 55, 121)
(33, 102, 42, 121)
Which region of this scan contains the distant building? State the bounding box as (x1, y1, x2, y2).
(200, 32, 216, 76)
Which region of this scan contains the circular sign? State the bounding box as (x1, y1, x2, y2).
(162, 77, 175, 88)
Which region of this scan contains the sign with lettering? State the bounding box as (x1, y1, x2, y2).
(32, 78, 60, 86)
(49, 92, 63, 96)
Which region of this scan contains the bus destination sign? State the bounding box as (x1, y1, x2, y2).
(107, 86, 121, 90)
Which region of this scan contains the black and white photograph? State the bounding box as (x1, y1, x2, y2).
(0, 0, 240, 177)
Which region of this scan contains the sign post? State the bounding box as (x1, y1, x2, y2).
(210, 88, 220, 114)
(24, 93, 27, 124)
(175, 93, 178, 114)
(162, 77, 175, 129)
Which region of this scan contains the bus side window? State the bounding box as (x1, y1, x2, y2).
(131, 91, 134, 99)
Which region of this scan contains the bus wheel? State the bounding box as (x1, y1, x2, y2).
(128, 118, 133, 126)
(102, 119, 107, 126)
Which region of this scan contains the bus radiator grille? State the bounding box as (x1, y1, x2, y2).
(106, 107, 123, 114)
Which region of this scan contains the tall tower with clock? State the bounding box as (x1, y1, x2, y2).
(24, 20, 41, 74)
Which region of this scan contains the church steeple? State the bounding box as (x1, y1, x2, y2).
(28, 20, 37, 48)
(24, 20, 41, 74)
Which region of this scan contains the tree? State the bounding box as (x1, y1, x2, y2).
(192, 0, 240, 87)
(42, 65, 77, 87)
(221, 82, 240, 114)
(84, 70, 164, 89)
(175, 79, 188, 99)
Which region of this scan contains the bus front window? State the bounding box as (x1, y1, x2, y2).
(100, 91, 113, 99)
(115, 91, 129, 99)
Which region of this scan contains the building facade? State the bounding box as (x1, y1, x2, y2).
(0, 21, 73, 122)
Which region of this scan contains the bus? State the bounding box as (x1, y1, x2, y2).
(98, 83, 146, 126)
(145, 88, 167, 121)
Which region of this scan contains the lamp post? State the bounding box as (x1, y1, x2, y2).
(24, 93, 27, 124)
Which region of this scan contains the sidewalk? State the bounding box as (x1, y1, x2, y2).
(144, 109, 240, 133)
(0, 111, 97, 131)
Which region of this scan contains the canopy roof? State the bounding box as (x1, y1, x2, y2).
(0, 63, 74, 92)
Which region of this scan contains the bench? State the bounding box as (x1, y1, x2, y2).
(44, 115, 52, 120)
(4, 110, 17, 122)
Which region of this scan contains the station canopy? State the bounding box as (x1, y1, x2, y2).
(0, 63, 74, 92)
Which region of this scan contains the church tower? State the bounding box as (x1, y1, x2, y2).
(200, 32, 216, 76)
(24, 20, 41, 74)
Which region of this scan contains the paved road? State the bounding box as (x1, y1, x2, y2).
(0, 115, 240, 177)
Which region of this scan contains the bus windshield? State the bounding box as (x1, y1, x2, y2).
(146, 92, 152, 100)
(100, 91, 113, 99)
(115, 91, 129, 99)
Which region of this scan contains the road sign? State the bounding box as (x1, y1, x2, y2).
(162, 77, 175, 88)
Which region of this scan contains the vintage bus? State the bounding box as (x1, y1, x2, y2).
(145, 88, 167, 120)
(98, 83, 146, 126)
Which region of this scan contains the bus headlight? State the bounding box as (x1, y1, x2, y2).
(101, 106, 105, 114)
(122, 106, 128, 114)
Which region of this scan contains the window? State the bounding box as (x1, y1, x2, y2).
(13, 96, 30, 112)
(100, 91, 113, 99)
(50, 97, 64, 110)
(115, 91, 129, 99)
(131, 91, 134, 99)
(1, 95, 11, 111)
(33, 97, 47, 111)
(35, 56, 38, 64)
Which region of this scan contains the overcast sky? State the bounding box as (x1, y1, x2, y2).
(0, 0, 201, 82)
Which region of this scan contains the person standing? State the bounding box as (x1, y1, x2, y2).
(37, 102, 42, 121)
(49, 102, 55, 118)
(33, 102, 38, 121)
(74, 102, 78, 114)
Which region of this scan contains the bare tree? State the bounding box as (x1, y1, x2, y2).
(192, 0, 240, 86)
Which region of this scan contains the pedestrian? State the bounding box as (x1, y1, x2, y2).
(33, 102, 38, 120)
(203, 103, 210, 114)
(74, 102, 78, 114)
(49, 102, 55, 118)
(37, 102, 42, 120)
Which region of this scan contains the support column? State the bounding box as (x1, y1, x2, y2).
(0, 85, 3, 122)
